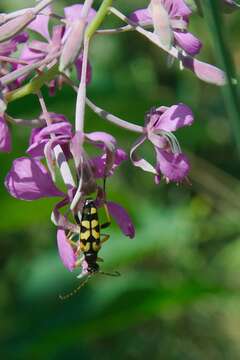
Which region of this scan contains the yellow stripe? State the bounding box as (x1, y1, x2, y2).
(80, 242, 90, 252)
(91, 207, 97, 214)
(80, 230, 90, 240)
(92, 229, 100, 240)
(91, 220, 98, 228)
(81, 220, 90, 229)
(92, 242, 101, 252)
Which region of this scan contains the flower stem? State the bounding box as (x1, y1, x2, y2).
(37, 91, 76, 189)
(202, 1, 240, 156)
(85, 0, 113, 39)
(75, 37, 89, 132)
(5, 63, 59, 102)
(86, 98, 144, 133)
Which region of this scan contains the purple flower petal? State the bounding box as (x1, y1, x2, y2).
(12, 32, 29, 44)
(129, 8, 153, 25)
(130, 135, 157, 174)
(27, 139, 48, 158)
(64, 4, 96, 23)
(162, 0, 191, 17)
(28, 6, 51, 40)
(75, 54, 92, 83)
(182, 56, 226, 86)
(0, 116, 11, 152)
(174, 31, 202, 56)
(107, 201, 135, 238)
(27, 120, 72, 158)
(33, 122, 72, 141)
(115, 148, 128, 164)
(91, 148, 128, 178)
(19, 43, 43, 63)
(149, 0, 173, 49)
(69, 131, 84, 169)
(0, 12, 35, 42)
(156, 149, 190, 182)
(86, 131, 116, 151)
(29, 113, 68, 146)
(51, 25, 65, 46)
(0, 32, 28, 56)
(57, 229, 77, 272)
(150, 103, 194, 132)
(29, 39, 49, 53)
(51, 197, 79, 233)
(5, 157, 64, 200)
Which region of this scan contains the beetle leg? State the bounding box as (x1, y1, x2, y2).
(101, 203, 111, 229)
(100, 234, 110, 244)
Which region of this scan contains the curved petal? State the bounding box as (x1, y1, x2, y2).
(115, 148, 128, 164)
(148, 0, 173, 49)
(39, 112, 68, 125)
(28, 6, 51, 40)
(129, 8, 152, 25)
(17, 43, 44, 83)
(156, 149, 190, 182)
(130, 135, 157, 174)
(51, 197, 79, 233)
(86, 131, 116, 151)
(27, 139, 47, 158)
(51, 25, 65, 47)
(75, 55, 92, 84)
(57, 229, 77, 272)
(64, 4, 96, 23)
(162, 0, 191, 17)
(91, 148, 127, 179)
(182, 56, 226, 86)
(174, 31, 202, 55)
(5, 157, 64, 200)
(69, 131, 84, 170)
(154, 103, 194, 132)
(107, 201, 135, 239)
(35, 122, 72, 141)
(19, 43, 43, 62)
(0, 32, 28, 56)
(0, 116, 11, 152)
(12, 32, 29, 45)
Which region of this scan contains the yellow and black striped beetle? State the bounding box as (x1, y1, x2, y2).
(76, 198, 111, 274)
(59, 198, 119, 300)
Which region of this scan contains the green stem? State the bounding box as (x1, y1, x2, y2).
(202, 1, 240, 156)
(85, 0, 113, 39)
(5, 64, 59, 103)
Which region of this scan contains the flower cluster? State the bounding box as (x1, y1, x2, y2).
(0, 0, 238, 280)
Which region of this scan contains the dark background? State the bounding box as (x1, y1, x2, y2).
(1, 1, 240, 359)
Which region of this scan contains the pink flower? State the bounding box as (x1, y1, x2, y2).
(18, 7, 92, 93)
(59, 4, 96, 71)
(0, 116, 11, 152)
(107, 201, 135, 239)
(130, 0, 202, 55)
(131, 103, 193, 183)
(5, 157, 64, 200)
(0, 32, 28, 57)
(57, 229, 77, 272)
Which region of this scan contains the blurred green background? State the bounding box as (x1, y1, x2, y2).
(1, 1, 240, 359)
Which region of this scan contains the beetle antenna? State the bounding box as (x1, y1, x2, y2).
(59, 275, 91, 300)
(103, 177, 107, 195)
(99, 270, 121, 277)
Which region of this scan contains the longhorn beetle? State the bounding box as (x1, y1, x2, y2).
(59, 198, 120, 300)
